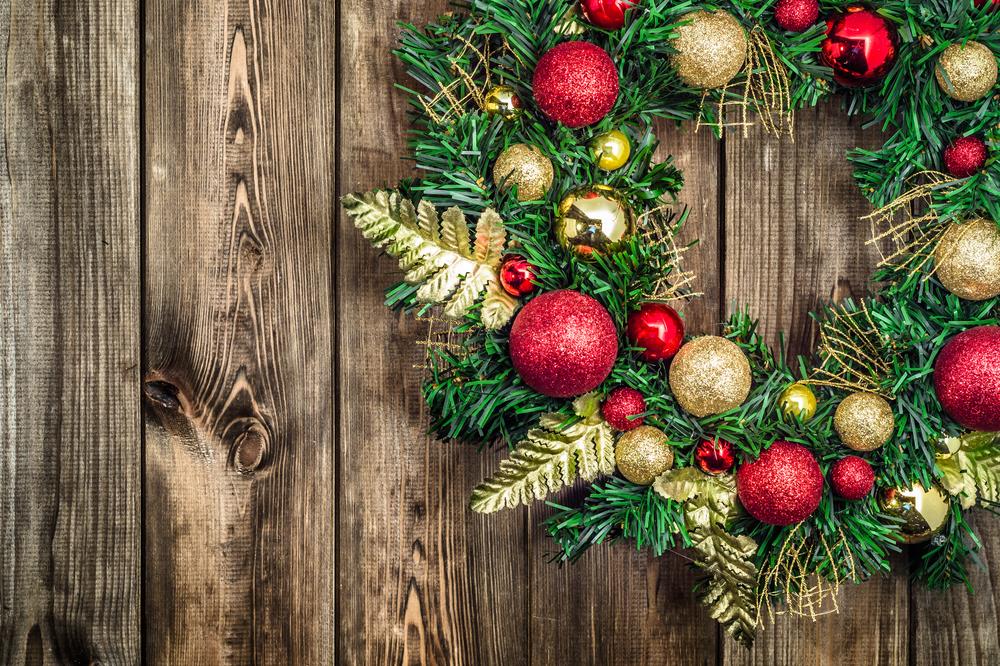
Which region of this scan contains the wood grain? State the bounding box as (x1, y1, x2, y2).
(143, 0, 335, 662)
(0, 1, 141, 664)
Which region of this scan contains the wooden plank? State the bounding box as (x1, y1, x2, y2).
(721, 105, 908, 665)
(337, 1, 529, 664)
(143, 1, 336, 662)
(0, 1, 141, 664)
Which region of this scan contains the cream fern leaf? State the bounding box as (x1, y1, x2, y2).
(481, 282, 518, 330)
(937, 433, 1000, 509)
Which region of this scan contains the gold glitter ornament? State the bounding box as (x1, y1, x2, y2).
(779, 382, 817, 422)
(615, 425, 674, 485)
(934, 218, 1000, 301)
(671, 10, 748, 90)
(590, 129, 631, 171)
(493, 143, 554, 202)
(834, 392, 894, 452)
(669, 336, 752, 418)
(878, 484, 950, 545)
(483, 85, 524, 121)
(935, 41, 998, 103)
(555, 185, 635, 257)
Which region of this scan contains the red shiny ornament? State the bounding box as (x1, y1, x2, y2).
(499, 255, 538, 297)
(580, 0, 636, 31)
(626, 303, 685, 362)
(934, 326, 1000, 432)
(602, 387, 647, 430)
(774, 0, 820, 32)
(820, 6, 898, 88)
(509, 289, 619, 398)
(943, 136, 988, 178)
(532, 42, 619, 128)
(695, 438, 736, 475)
(830, 456, 875, 500)
(737, 441, 824, 526)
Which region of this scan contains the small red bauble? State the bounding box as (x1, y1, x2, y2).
(830, 456, 875, 500)
(509, 289, 619, 398)
(934, 326, 1000, 432)
(695, 438, 736, 475)
(774, 0, 820, 32)
(580, 0, 636, 31)
(821, 6, 898, 88)
(626, 303, 685, 362)
(943, 136, 988, 178)
(736, 441, 824, 526)
(532, 42, 620, 128)
(975, 0, 1000, 9)
(499, 255, 538, 297)
(602, 387, 647, 430)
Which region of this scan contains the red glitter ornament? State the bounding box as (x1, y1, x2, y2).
(601, 387, 647, 430)
(695, 438, 736, 475)
(774, 0, 820, 32)
(934, 326, 1000, 432)
(626, 303, 685, 362)
(532, 42, 620, 128)
(736, 441, 824, 526)
(975, 0, 1000, 9)
(943, 136, 988, 178)
(580, 0, 636, 31)
(821, 6, 898, 88)
(499, 255, 538, 297)
(830, 456, 875, 500)
(509, 289, 619, 398)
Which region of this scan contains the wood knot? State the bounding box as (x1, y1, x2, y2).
(232, 424, 268, 474)
(143, 379, 181, 410)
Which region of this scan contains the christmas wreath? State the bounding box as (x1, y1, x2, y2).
(343, 0, 1000, 646)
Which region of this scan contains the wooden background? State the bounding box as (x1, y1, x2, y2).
(1, 0, 998, 664)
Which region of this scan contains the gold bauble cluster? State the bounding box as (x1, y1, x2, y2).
(615, 425, 673, 486)
(779, 382, 817, 422)
(878, 484, 951, 544)
(834, 392, 894, 452)
(493, 143, 554, 202)
(671, 10, 748, 90)
(555, 185, 635, 257)
(935, 41, 998, 103)
(668, 336, 752, 418)
(934, 218, 1000, 301)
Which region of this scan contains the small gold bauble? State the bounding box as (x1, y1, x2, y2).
(615, 425, 674, 486)
(672, 10, 748, 90)
(834, 392, 894, 452)
(935, 41, 998, 102)
(555, 185, 635, 257)
(493, 143, 554, 202)
(934, 218, 1000, 301)
(878, 484, 951, 544)
(590, 129, 632, 171)
(483, 84, 524, 120)
(668, 336, 752, 418)
(779, 382, 817, 422)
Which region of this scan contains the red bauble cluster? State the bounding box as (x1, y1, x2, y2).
(626, 302, 685, 362)
(736, 441, 824, 526)
(943, 136, 988, 178)
(533, 42, 619, 128)
(602, 387, 647, 430)
(509, 289, 619, 398)
(830, 456, 875, 500)
(580, 0, 635, 31)
(934, 326, 1000, 432)
(821, 6, 898, 88)
(695, 438, 736, 475)
(774, 0, 819, 32)
(499, 255, 538, 297)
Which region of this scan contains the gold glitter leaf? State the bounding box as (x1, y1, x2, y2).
(481, 282, 518, 331)
(937, 432, 1000, 509)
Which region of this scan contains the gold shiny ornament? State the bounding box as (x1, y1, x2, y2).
(492, 143, 554, 202)
(483, 85, 524, 121)
(555, 185, 635, 257)
(668, 336, 752, 418)
(934, 218, 1000, 301)
(779, 382, 817, 422)
(615, 425, 674, 486)
(834, 392, 894, 452)
(590, 129, 632, 171)
(878, 484, 951, 545)
(935, 41, 998, 103)
(671, 10, 748, 90)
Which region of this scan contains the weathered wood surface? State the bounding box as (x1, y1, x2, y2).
(0, 1, 999, 664)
